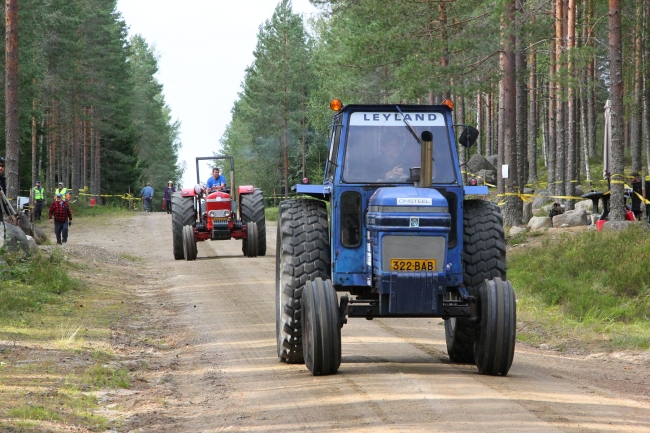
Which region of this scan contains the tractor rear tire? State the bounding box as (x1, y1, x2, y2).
(446, 199, 506, 363)
(244, 222, 259, 257)
(276, 199, 330, 364)
(241, 188, 266, 256)
(172, 192, 195, 260)
(302, 278, 341, 376)
(474, 278, 516, 376)
(182, 225, 197, 261)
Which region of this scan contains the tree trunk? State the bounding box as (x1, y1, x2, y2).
(498, 80, 505, 197)
(631, 0, 643, 175)
(555, 0, 566, 199)
(5, 0, 19, 201)
(439, 3, 450, 100)
(487, 91, 494, 156)
(608, 0, 625, 221)
(528, 46, 538, 183)
(516, 48, 527, 192)
(548, 0, 557, 195)
(586, 1, 596, 159)
(566, 0, 577, 209)
(476, 93, 483, 156)
(501, 0, 521, 226)
(95, 127, 101, 198)
(32, 102, 37, 188)
(644, 0, 650, 174)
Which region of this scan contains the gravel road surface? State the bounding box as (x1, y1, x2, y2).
(75, 213, 650, 432)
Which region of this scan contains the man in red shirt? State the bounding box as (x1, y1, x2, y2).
(49, 193, 72, 245)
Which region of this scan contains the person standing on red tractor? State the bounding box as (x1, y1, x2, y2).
(206, 167, 226, 192)
(49, 193, 72, 245)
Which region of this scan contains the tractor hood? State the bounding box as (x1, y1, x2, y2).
(368, 187, 448, 212)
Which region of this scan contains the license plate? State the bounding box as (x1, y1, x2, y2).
(212, 217, 228, 223)
(390, 259, 436, 272)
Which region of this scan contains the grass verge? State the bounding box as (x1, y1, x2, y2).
(509, 224, 650, 351)
(0, 247, 137, 432)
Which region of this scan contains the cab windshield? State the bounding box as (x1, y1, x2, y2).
(342, 112, 456, 184)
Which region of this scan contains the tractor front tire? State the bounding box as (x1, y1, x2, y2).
(276, 199, 330, 364)
(474, 278, 516, 376)
(244, 222, 259, 257)
(182, 225, 197, 261)
(302, 278, 341, 376)
(446, 199, 506, 363)
(241, 188, 266, 256)
(171, 192, 195, 260)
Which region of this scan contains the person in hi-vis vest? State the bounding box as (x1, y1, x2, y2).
(33, 180, 45, 220)
(55, 182, 70, 202)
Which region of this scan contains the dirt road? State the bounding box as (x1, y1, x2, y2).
(75, 213, 650, 432)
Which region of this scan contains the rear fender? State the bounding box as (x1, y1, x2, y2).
(181, 188, 197, 198)
(238, 185, 255, 197)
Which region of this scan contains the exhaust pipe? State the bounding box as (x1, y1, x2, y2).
(420, 131, 433, 188)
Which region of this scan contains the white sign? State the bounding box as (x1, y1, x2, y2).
(502, 164, 509, 179)
(350, 112, 445, 126)
(397, 198, 432, 206)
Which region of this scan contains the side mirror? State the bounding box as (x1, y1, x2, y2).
(459, 126, 479, 148)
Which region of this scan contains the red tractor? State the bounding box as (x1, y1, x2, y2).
(171, 156, 266, 260)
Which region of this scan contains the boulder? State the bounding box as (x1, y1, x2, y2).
(0, 222, 30, 254)
(552, 209, 589, 227)
(486, 155, 498, 167)
(602, 221, 646, 232)
(33, 226, 49, 245)
(476, 169, 496, 185)
(527, 216, 552, 230)
(466, 154, 496, 175)
(510, 226, 527, 236)
(18, 213, 34, 237)
(574, 199, 593, 211)
(532, 189, 552, 210)
(25, 235, 39, 254)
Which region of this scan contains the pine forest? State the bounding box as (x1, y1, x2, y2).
(0, 0, 182, 204)
(221, 0, 645, 223)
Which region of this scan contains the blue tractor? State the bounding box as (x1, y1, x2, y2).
(276, 100, 516, 376)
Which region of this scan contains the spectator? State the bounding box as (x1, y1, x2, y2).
(49, 193, 72, 245)
(55, 182, 70, 202)
(140, 182, 154, 212)
(33, 180, 45, 221)
(0, 156, 6, 195)
(164, 181, 176, 214)
(549, 202, 564, 226)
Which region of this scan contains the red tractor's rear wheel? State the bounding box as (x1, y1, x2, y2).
(241, 188, 266, 256)
(171, 192, 196, 260)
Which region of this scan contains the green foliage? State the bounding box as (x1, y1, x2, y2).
(0, 250, 82, 317)
(221, 0, 315, 195)
(509, 225, 650, 324)
(129, 35, 184, 194)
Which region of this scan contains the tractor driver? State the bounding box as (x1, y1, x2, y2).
(369, 136, 421, 182)
(207, 167, 227, 192)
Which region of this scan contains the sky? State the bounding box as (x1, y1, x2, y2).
(116, 0, 319, 186)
